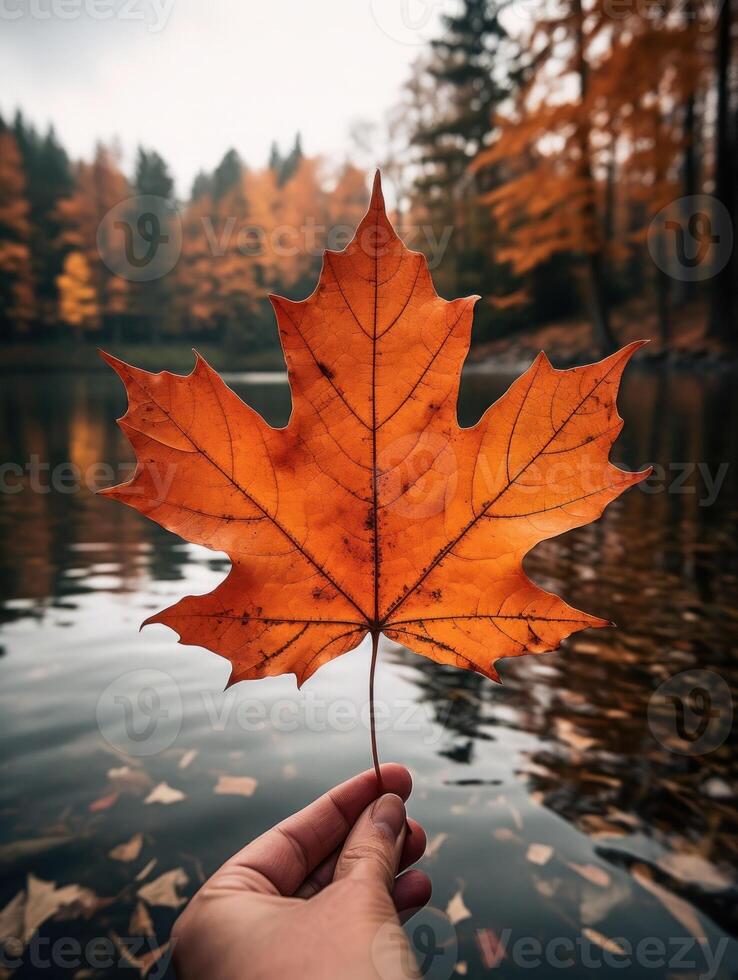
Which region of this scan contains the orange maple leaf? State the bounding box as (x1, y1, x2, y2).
(101, 174, 648, 701)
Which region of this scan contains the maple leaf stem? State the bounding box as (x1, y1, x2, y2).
(369, 629, 383, 793)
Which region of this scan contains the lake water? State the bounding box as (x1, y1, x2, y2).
(0, 362, 736, 979)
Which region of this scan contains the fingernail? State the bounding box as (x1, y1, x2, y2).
(371, 793, 406, 841)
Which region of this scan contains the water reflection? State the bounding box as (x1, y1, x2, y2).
(0, 363, 736, 978)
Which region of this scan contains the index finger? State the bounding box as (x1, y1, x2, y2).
(224, 763, 412, 895)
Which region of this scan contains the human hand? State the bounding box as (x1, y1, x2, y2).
(172, 764, 431, 980)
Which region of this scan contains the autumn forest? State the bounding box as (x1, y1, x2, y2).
(0, 0, 736, 363)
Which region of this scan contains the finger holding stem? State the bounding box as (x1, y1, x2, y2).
(369, 630, 383, 794)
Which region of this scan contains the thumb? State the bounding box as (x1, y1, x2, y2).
(333, 793, 407, 892)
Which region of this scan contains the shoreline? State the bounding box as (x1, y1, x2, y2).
(0, 342, 287, 375)
(1, 338, 735, 376)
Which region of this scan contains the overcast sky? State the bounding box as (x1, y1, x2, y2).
(2, 0, 449, 196)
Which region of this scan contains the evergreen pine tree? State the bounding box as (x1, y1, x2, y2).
(12, 112, 73, 328)
(212, 149, 243, 201)
(191, 171, 213, 201)
(131, 147, 177, 341)
(410, 0, 520, 317)
(269, 134, 303, 186)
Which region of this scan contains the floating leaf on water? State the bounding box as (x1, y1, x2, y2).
(109, 833, 144, 863)
(23, 874, 99, 942)
(534, 878, 559, 899)
(129, 901, 155, 938)
(701, 778, 732, 800)
(567, 862, 611, 888)
(526, 843, 553, 866)
(144, 783, 186, 806)
(135, 859, 157, 882)
(493, 828, 518, 842)
(138, 869, 188, 909)
(108, 766, 153, 797)
(111, 933, 172, 977)
(213, 776, 258, 798)
(425, 833, 449, 860)
(446, 888, 472, 925)
(178, 749, 198, 770)
(88, 791, 119, 813)
(581, 927, 626, 955)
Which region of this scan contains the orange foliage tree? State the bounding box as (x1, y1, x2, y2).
(57, 250, 99, 334)
(472, 0, 705, 352)
(0, 128, 35, 336)
(56, 144, 130, 335)
(176, 157, 375, 348)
